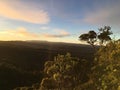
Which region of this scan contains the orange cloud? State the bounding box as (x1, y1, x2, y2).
(0, 1, 50, 24)
(13, 27, 39, 37)
(0, 27, 70, 40)
(0, 27, 39, 40)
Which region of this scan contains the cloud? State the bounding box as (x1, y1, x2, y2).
(84, 10, 109, 24)
(40, 26, 50, 30)
(42, 29, 70, 38)
(83, 5, 120, 26)
(42, 34, 70, 38)
(0, 27, 71, 41)
(0, 27, 77, 43)
(0, 27, 39, 40)
(0, 1, 50, 24)
(14, 27, 39, 37)
(54, 29, 70, 35)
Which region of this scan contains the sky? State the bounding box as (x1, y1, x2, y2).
(0, 0, 120, 43)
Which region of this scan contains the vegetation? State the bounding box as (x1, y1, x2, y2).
(40, 40, 120, 90)
(91, 41, 120, 90)
(1, 26, 120, 90)
(79, 26, 112, 48)
(79, 30, 97, 49)
(77, 26, 120, 90)
(40, 53, 89, 90)
(0, 41, 94, 90)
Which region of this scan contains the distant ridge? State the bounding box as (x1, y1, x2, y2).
(0, 41, 96, 71)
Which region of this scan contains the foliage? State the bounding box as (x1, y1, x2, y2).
(13, 87, 34, 90)
(98, 26, 112, 45)
(79, 30, 97, 49)
(79, 26, 112, 48)
(91, 41, 120, 90)
(40, 53, 89, 90)
(0, 41, 94, 90)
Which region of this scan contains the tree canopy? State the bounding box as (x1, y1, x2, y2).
(79, 26, 113, 48)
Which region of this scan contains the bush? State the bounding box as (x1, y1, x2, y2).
(40, 53, 88, 90)
(91, 41, 120, 90)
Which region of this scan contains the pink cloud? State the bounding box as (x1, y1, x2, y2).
(0, 1, 50, 24)
(83, 5, 120, 26)
(83, 10, 110, 24)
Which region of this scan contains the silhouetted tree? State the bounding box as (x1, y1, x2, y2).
(79, 30, 97, 49)
(98, 26, 112, 45)
(79, 26, 113, 48)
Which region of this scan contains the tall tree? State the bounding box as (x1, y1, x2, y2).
(98, 26, 112, 45)
(79, 26, 113, 48)
(79, 30, 97, 49)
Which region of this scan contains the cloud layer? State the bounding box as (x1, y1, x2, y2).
(42, 29, 70, 38)
(0, 1, 50, 24)
(0, 27, 70, 41)
(83, 4, 120, 26)
(0, 27, 39, 40)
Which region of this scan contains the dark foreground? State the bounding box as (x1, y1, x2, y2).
(0, 41, 95, 90)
